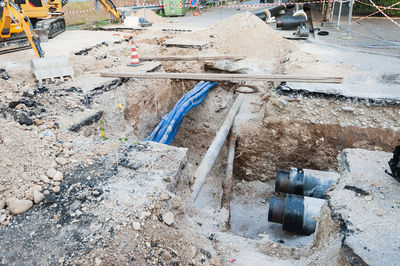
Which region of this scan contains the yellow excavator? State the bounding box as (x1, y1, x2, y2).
(0, 0, 44, 56)
(1, 0, 121, 56)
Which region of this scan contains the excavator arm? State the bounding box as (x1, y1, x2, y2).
(96, 0, 121, 21)
(0, 0, 44, 57)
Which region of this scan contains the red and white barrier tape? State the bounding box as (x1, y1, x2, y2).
(352, 0, 400, 24)
(366, 0, 400, 28)
(65, 0, 325, 14)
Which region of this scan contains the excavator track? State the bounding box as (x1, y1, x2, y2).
(0, 35, 31, 55)
(35, 17, 66, 39)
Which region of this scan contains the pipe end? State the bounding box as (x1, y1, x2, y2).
(268, 196, 285, 224)
(275, 170, 290, 193)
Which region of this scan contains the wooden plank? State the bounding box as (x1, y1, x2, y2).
(140, 55, 246, 61)
(100, 72, 344, 83)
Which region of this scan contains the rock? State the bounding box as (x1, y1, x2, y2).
(6, 198, 33, 214)
(0, 200, 5, 209)
(342, 106, 355, 112)
(163, 212, 174, 226)
(52, 186, 60, 193)
(46, 168, 57, 179)
(132, 221, 141, 230)
(43, 129, 55, 137)
(139, 211, 151, 220)
(172, 196, 182, 209)
(55, 157, 68, 166)
(200, 248, 212, 259)
(185, 246, 197, 259)
(33, 191, 45, 204)
(94, 257, 102, 265)
(41, 175, 50, 183)
(159, 192, 169, 201)
(0, 214, 7, 223)
(53, 171, 63, 182)
(280, 99, 288, 107)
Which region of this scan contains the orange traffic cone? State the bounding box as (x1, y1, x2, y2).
(128, 39, 141, 67)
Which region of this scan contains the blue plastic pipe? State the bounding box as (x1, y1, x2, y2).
(145, 81, 218, 145)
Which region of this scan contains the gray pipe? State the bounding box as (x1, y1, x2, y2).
(192, 94, 244, 202)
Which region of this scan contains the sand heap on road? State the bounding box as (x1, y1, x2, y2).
(132, 9, 167, 24)
(187, 12, 296, 60)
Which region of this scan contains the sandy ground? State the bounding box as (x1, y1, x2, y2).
(0, 8, 400, 265)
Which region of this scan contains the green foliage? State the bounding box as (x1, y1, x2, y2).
(353, 0, 400, 17)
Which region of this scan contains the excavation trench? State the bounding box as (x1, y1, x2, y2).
(120, 75, 400, 250)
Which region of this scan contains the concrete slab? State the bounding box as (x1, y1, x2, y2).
(329, 148, 400, 265)
(284, 40, 400, 101)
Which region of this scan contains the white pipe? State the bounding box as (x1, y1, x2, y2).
(192, 94, 244, 202)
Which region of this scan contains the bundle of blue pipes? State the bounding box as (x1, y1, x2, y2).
(145, 81, 218, 145)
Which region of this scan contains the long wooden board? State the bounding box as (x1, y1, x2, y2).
(100, 72, 343, 83)
(140, 55, 246, 61)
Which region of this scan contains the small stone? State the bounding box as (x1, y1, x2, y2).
(132, 221, 141, 230)
(6, 198, 33, 214)
(364, 196, 372, 201)
(0, 200, 5, 209)
(94, 257, 102, 265)
(172, 196, 182, 209)
(0, 214, 7, 223)
(342, 106, 355, 112)
(33, 191, 45, 204)
(159, 193, 169, 201)
(163, 212, 174, 226)
(280, 99, 288, 107)
(200, 248, 212, 259)
(53, 171, 63, 182)
(52, 186, 61, 193)
(55, 157, 68, 166)
(43, 190, 50, 195)
(46, 168, 57, 179)
(185, 246, 197, 259)
(140, 211, 151, 220)
(41, 175, 50, 183)
(376, 212, 384, 217)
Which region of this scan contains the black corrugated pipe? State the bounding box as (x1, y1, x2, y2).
(268, 194, 325, 235)
(275, 167, 339, 199)
(276, 15, 307, 30)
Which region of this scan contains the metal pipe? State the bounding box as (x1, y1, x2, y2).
(346, 0, 354, 36)
(268, 194, 325, 235)
(254, 5, 287, 21)
(275, 167, 339, 199)
(192, 94, 244, 202)
(276, 15, 307, 29)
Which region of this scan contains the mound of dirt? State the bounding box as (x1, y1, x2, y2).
(187, 12, 296, 60)
(132, 9, 167, 24)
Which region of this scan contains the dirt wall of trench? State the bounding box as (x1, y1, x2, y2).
(235, 120, 400, 181)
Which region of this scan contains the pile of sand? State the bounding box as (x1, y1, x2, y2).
(132, 9, 167, 24)
(186, 12, 296, 60)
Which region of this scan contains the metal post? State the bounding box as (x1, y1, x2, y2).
(346, 0, 354, 36)
(337, 0, 343, 29)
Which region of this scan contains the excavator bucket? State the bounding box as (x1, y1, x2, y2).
(30, 55, 74, 81)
